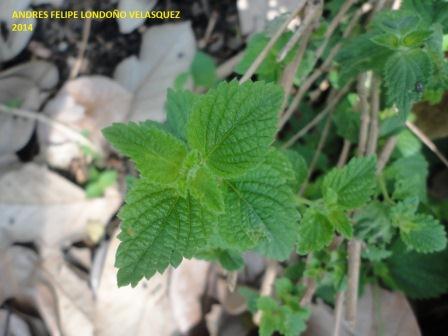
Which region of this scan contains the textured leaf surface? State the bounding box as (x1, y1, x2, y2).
(103, 122, 187, 184)
(187, 165, 224, 213)
(218, 150, 300, 260)
(296, 208, 334, 254)
(384, 49, 432, 118)
(387, 239, 448, 299)
(322, 156, 377, 209)
(165, 89, 198, 141)
(187, 80, 283, 177)
(115, 179, 213, 287)
(399, 214, 447, 253)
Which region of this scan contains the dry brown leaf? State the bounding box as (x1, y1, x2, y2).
(0, 0, 35, 62)
(117, 0, 159, 33)
(0, 163, 121, 248)
(0, 61, 59, 156)
(39, 76, 131, 168)
(94, 233, 177, 336)
(304, 285, 421, 336)
(0, 309, 32, 336)
(114, 21, 196, 121)
(237, 0, 296, 35)
(170, 259, 210, 332)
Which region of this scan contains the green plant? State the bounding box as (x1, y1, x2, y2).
(103, 0, 448, 334)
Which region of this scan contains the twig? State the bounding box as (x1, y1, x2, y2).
(70, 13, 92, 79)
(217, 51, 244, 79)
(346, 239, 362, 330)
(226, 271, 238, 292)
(198, 11, 219, 49)
(0, 104, 100, 153)
(299, 106, 333, 195)
(277, 0, 323, 62)
(377, 136, 397, 173)
(253, 260, 279, 325)
(337, 140, 352, 167)
(278, 2, 367, 129)
(282, 82, 352, 148)
(357, 73, 370, 156)
(239, 0, 308, 83)
(300, 277, 317, 306)
(366, 76, 380, 156)
(333, 290, 345, 336)
(406, 121, 448, 168)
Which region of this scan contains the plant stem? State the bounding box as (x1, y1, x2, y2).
(333, 290, 345, 336)
(377, 136, 397, 173)
(346, 239, 362, 330)
(366, 76, 380, 156)
(239, 0, 308, 84)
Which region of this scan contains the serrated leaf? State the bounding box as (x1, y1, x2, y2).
(187, 165, 224, 213)
(322, 156, 377, 209)
(384, 49, 433, 119)
(370, 33, 401, 50)
(399, 214, 447, 253)
(387, 239, 448, 299)
(372, 10, 421, 36)
(402, 30, 433, 47)
(102, 122, 187, 184)
(187, 80, 283, 177)
(328, 208, 353, 239)
(115, 179, 214, 287)
(218, 151, 300, 260)
(296, 208, 334, 254)
(165, 89, 198, 141)
(281, 149, 308, 189)
(354, 202, 394, 245)
(386, 154, 428, 202)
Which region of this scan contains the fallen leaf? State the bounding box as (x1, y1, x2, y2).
(114, 21, 196, 121)
(0, 163, 121, 248)
(0, 61, 59, 156)
(0, 309, 32, 336)
(117, 0, 159, 33)
(304, 285, 421, 336)
(0, 0, 35, 62)
(39, 76, 132, 168)
(237, 0, 296, 35)
(170, 259, 210, 332)
(94, 233, 177, 336)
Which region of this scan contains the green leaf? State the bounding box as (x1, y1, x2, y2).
(354, 202, 394, 245)
(102, 122, 187, 184)
(328, 208, 353, 239)
(187, 80, 283, 177)
(386, 239, 448, 299)
(296, 208, 334, 254)
(115, 179, 214, 287)
(384, 49, 433, 119)
(399, 214, 447, 253)
(370, 33, 401, 50)
(166, 89, 198, 141)
(218, 150, 300, 260)
(386, 154, 428, 202)
(191, 51, 217, 88)
(322, 156, 377, 209)
(333, 95, 360, 143)
(402, 30, 433, 47)
(281, 149, 308, 189)
(198, 248, 244, 271)
(372, 10, 421, 36)
(187, 164, 224, 213)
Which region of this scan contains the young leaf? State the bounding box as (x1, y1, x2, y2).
(328, 208, 353, 239)
(115, 179, 214, 287)
(165, 89, 198, 140)
(218, 150, 300, 260)
(187, 165, 224, 213)
(281, 149, 308, 189)
(102, 122, 187, 184)
(399, 214, 447, 253)
(384, 49, 432, 119)
(296, 208, 334, 254)
(187, 80, 283, 177)
(370, 33, 401, 50)
(322, 156, 377, 209)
